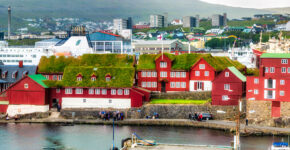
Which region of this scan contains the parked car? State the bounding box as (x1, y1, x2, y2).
(201, 113, 213, 120)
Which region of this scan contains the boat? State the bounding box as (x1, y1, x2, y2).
(270, 142, 290, 150)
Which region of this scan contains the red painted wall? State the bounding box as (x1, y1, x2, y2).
(133, 87, 151, 102)
(260, 58, 290, 78)
(190, 58, 216, 81)
(130, 89, 144, 107)
(272, 101, 281, 117)
(7, 77, 47, 105)
(0, 105, 8, 113)
(212, 68, 245, 106)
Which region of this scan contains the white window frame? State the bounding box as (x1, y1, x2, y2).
(280, 80, 285, 85)
(147, 72, 151, 77)
(75, 88, 83, 94)
(181, 82, 186, 88)
(222, 95, 229, 101)
(288, 67, 290, 73)
(102, 89, 107, 95)
(254, 89, 259, 95)
(160, 71, 167, 77)
(254, 78, 259, 84)
(95, 89, 100, 95)
(91, 76, 96, 81)
(170, 72, 175, 77)
(170, 82, 175, 88)
(265, 67, 269, 73)
(225, 72, 229, 77)
(53, 75, 57, 80)
(224, 84, 230, 90)
(56, 88, 61, 93)
(45, 75, 49, 79)
(152, 72, 157, 77)
(160, 62, 167, 68)
(152, 82, 157, 88)
(181, 72, 186, 78)
(142, 82, 147, 88)
(176, 72, 180, 78)
(24, 83, 28, 89)
(281, 67, 286, 73)
(111, 89, 116, 95)
(65, 88, 72, 94)
(142, 71, 146, 77)
(204, 71, 209, 76)
(89, 88, 94, 95)
(124, 89, 130, 95)
(176, 82, 180, 88)
(270, 67, 275, 73)
(77, 76, 82, 81)
(147, 82, 152, 88)
(281, 59, 288, 64)
(195, 71, 200, 76)
(280, 91, 285, 96)
(58, 75, 63, 80)
(199, 64, 205, 69)
(117, 89, 123, 95)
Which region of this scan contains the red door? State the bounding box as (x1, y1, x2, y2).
(272, 101, 280, 117)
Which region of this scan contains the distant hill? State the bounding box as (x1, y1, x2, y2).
(265, 7, 290, 14)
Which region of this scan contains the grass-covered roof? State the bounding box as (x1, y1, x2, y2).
(137, 53, 245, 71)
(38, 54, 134, 73)
(44, 66, 134, 88)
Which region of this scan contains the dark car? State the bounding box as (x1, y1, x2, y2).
(201, 113, 213, 120)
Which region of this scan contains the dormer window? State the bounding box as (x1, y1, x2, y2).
(12, 71, 18, 79)
(199, 64, 205, 69)
(160, 62, 167, 68)
(76, 74, 82, 81)
(91, 74, 97, 81)
(2, 71, 7, 79)
(105, 74, 111, 82)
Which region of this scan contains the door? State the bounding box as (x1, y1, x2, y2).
(52, 99, 58, 108)
(161, 81, 166, 93)
(272, 101, 280, 117)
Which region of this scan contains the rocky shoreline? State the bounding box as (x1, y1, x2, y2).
(0, 118, 289, 136)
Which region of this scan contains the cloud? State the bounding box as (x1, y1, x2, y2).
(199, 0, 290, 9)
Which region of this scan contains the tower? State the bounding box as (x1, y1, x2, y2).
(8, 6, 11, 40)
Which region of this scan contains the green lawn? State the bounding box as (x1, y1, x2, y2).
(150, 99, 208, 104)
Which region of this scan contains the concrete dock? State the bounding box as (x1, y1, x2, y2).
(127, 144, 232, 150)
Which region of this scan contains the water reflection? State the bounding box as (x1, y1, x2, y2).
(0, 124, 287, 150)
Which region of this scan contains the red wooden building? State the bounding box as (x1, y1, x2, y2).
(212, 67, 246, 105)
(246, 53, 290, 117)
(137, 53, 244, 93)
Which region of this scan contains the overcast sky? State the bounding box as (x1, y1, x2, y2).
(199, 0, 290, 9)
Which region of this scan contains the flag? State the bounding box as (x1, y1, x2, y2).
(157, 34, 163, 41)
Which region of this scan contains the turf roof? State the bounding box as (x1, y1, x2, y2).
(44, 66, 135, 88)
(38, 54, 134, 73)
(137, 53, 245, 71)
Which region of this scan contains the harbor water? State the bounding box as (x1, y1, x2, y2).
(0, 123, 288, 150)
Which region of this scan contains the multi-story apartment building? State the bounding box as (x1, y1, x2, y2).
(183, 15, 199, 28)
(247, 53, 290, 117)
(212, 13, 227, 27)
(150, 14, 168, 28)
(113, 17, 132, 33)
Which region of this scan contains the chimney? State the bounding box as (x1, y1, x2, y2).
(19, 61, 23, 68)
(8, 6, 11, 40)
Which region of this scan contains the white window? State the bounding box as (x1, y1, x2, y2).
(53, 75, 57, 80)
(280, 80, 285, 85)
(265, 67, 269, 73)
(204, 71, 209, 76)
(91, 77, 96, 81)
(95, 89, 100, 95)
(117, 89, 123, 95)
(282, 67, 286, 73)
(160, 72, 167, 77)
(124, 89, 130, 95)
(170, 72, 175, 77)
(199, 64, 205, 69)
(152, 72, 157, 77)
(56, 88, 61, 93)
(106, 77, 111, 82)
(65, 88, 72, 94)
(142, 82, 146, 88)
(12, 72, 17, 78)
(58, 75, 63, 80)
(181, 82, 186, 88)
(280, 91, 285, 96)
(89, 88, 94, 95)
(195, 71, 200, 76)
(170, 82, 175, 88)
(152, 82, 157, 88)
(225, 72, 229, 77)
(254, 78, 259, 84)
(181, 72, 186, 78)
(44, 75, 49, 79)
(24, 83, 28, 89)
(102, 89, 107, 95)
(270, 67, 275, 73)
(281, 59, 288, 64)
(142, 71, 146, 77)
(176, 72, 180, 78)
(288, 67, 290, 73)
(254, 89, 259, 95)
(160, 62, 167, 68)
(147, 82, 152, 88)
(222, 95, 229, 101)
(224, 84, 230, 90)
(75, 88, 83, 94)
(147, 72, 151, 77)
(77, 76, 82, 81)
(111, 89, 116, 95)
(176, 82, 180, 88)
